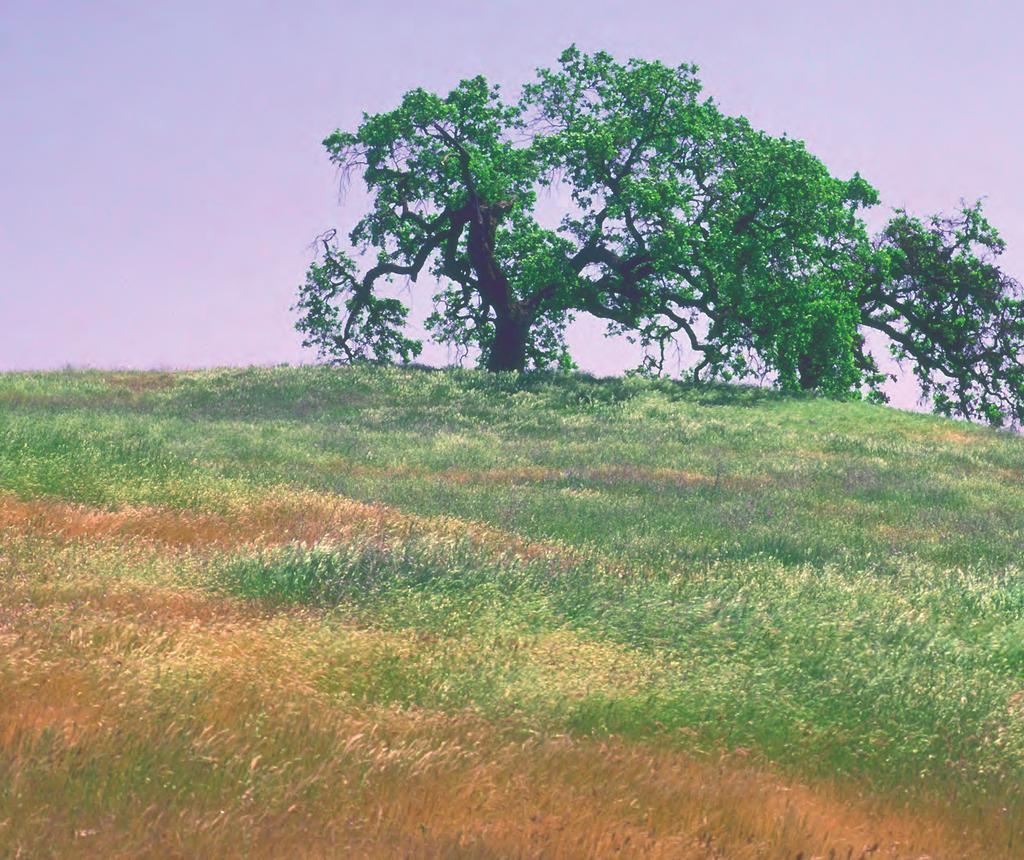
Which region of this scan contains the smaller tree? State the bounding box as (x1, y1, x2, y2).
(857, 203, 1024, 426)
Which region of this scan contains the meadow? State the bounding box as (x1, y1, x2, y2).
(1, 365, 1022, 857)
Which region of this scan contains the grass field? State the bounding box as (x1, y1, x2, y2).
(1, 365, 1022, 857)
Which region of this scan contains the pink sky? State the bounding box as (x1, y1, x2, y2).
(2, 1, 1021, 409)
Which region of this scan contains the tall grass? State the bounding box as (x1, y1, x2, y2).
(1, 365, 1022, 855)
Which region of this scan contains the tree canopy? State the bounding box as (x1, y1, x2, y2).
(295, 46, 1023, 425)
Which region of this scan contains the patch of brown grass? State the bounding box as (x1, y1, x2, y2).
(100, 371, 179, 393)
(0, 372, 179, 412)
(877, 523, 941, 545)
(0, 489, 590, 572)
(897, 425, 979, 446)
(0, 495, 249, 547)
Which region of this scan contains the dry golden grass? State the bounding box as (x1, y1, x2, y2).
(895, 425, 979, 446)
(996, 467, 1024, 484)
(99, 371, 179, 393)
(0, 490, 584, 569)
(0, 495, 252, 548)
(0, 509, 1010, 858)
(0, 603, 996, 857)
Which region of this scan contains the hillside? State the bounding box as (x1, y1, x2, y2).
(1, 365, 1022, 858)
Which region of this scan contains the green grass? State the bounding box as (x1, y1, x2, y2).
(2, 364, 1022, 812)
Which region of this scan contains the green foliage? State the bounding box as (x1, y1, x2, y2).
(296, 47, 1023, 424)
(295, 241, 424, 364)
(862, 203, 1024, 425)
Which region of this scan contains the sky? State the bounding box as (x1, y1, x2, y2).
(2, 0, 1022, 408)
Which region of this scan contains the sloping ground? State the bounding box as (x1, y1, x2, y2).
(1, 366, 1022, 857)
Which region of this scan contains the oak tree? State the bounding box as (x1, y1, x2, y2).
(296, 47, 1023, 424)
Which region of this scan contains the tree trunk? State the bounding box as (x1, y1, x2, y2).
(487, 315, 529, 373)
(797, 353, 821, 390)
(465, 197, 530, 372)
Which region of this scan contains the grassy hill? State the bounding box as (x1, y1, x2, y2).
(1, 365, 1022, 857)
